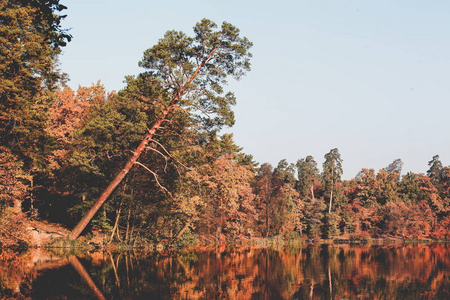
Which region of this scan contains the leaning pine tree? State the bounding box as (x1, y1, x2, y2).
(68, 19, 253, 240)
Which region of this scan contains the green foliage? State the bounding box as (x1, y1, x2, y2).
(322, 148, 343, 187)
(0, 147, 29, 211)
(176, 229, 198, 248)
(0, 0, 70, 171)
(375, 170, 400, 205)
(427, 155, 444, 192)
(302, 198, 327, 238)
(139, 18, 252, 131)
(273, 159, 296, 185)
(296, 155, 319, 198)
(323, 212, 340, 238)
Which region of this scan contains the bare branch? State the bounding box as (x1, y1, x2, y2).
(145, 146, 169, 172)
(149, 138, 189, 169)
(134, 161, 172, 197)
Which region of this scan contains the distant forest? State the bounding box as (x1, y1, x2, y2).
(1, 1, 449, 247)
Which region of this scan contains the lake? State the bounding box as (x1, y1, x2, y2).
(1, 243, 449, 299)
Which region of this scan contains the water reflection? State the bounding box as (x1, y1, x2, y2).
(1, 244, 449, 299)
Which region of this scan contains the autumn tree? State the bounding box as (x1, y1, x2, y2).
(69, 19, 253, 239)
(188, 154, 256, 241)
(252, 163, 275, 236)
(251, 160, 305, 237)
(271, 160, 303, 237)
(344, 169, 380, 235)
(50, 77, 175, 229)
(140, 131, 258, 242)
(48, 82, 109, 168)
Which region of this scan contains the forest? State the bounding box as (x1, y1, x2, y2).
(1, 0, 449, 249)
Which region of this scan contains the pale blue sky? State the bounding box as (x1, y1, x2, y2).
(60, 0, 450, 178)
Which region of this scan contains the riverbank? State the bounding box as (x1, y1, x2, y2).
(1, 216, 446, 253)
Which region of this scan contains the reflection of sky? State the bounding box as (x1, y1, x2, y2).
(60, 0, 450, 179)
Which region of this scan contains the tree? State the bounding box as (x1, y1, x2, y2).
(253, 163, 274, 236)
(69, 19, 253, 239)
(187, 154, 256, 240)
(0, 0, 70, 226)
(322, 148, 343, 213)
(0, 0, 71, 171)
(383, 158, 403, 179)
(427, 155, 444, 191)
(48, 82, 108, 169)
(374, 169, 400, 205)
(0, 147, 29, 213)
(399, 172, 421, 203)
(273, 159, 296, 185)
(354, 168, 377, 207)
(296, 155, 319, 199)
(159, 133, 257, 242)
(270, 160, 302, 237)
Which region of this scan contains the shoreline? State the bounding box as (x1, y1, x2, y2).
(1, 217, 447, 253)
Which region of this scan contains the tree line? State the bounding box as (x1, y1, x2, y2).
(1, 1, 448, 247)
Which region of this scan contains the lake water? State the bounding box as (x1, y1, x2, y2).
(1, 243, 449, 299)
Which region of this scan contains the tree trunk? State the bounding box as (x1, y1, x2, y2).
(125, 204, 132, 244)
(68, 39, 221, 240)
(328, 264, 333, 298)
(109, 207, 122, 243)
(328, 189, 333, 214)
(176, 221, 192, 239)
(69, 255, 106, 300)
(68, 103, 176, 240)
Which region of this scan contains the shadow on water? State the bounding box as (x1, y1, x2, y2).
(1, 243, 449, 299)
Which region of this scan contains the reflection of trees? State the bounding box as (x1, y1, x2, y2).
(0, 248, 69, 298)
(99, 245, 450, 300)
(295, 244, 450, 300)
(173, 247, 305, 299)
(1, 244, 449, 299)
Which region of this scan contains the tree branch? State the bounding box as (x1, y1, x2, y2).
(134, 161, 172, 197)
(148, 137, 189, 169)
(146, 146, 169, 172)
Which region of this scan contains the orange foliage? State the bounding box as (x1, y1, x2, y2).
(48, 83, 110, 169)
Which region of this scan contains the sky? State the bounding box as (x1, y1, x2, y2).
(59, 0, 450, 179)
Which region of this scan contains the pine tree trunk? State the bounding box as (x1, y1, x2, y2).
(68, 42, 219, 240)
(328, 173, 334, 214)
(310, 182, 315, 200)
(69, 255, 106, 300)
(68, 103, 175, 240)
(328, 189, 333, 214)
